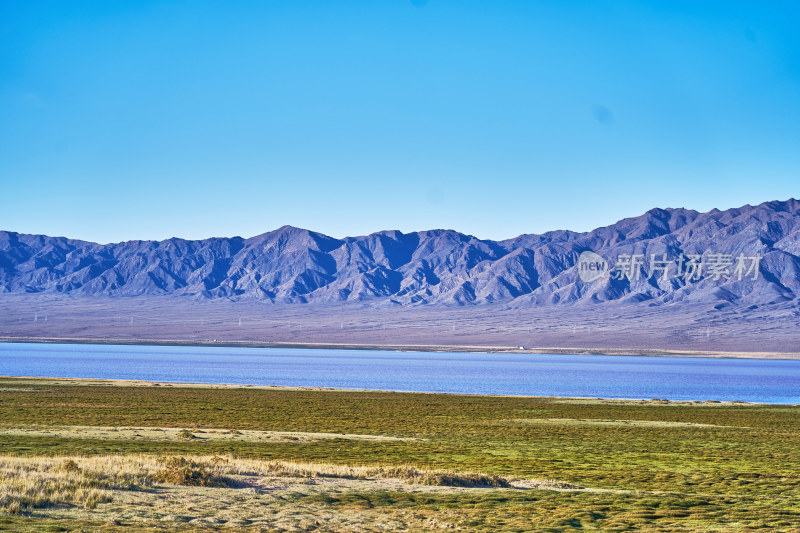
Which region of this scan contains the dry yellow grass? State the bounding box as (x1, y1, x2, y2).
(0, 456, 142, 514)
(0, 424, 423, 443)
(0, 454, 518, 519)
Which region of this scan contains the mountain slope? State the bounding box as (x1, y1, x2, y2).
(2, 199, 799, 306)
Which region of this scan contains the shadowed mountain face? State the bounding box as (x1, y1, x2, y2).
(2, 200, 799, 307)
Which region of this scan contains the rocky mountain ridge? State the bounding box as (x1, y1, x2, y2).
(2, 199, 798, 307)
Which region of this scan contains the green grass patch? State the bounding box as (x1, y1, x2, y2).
(2, 377, 800, 530)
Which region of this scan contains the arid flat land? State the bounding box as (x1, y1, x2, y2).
(1, 377, 800, 531)
(1, 294, 800, 357)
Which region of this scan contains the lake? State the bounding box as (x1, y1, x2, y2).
(1, 342, 798, 404)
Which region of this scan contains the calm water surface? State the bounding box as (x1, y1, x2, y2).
(1, 343, 798, 404)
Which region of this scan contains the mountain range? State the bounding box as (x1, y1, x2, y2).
(2, 199, 799, 307)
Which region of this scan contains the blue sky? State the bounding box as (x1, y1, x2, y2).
(1, 0, 798, 243)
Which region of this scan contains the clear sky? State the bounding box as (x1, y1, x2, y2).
(1, 1, 799, 243)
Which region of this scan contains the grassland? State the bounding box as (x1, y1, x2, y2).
(1, 377, 800, 531)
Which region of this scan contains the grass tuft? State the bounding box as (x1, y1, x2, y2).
(176, 429, 195, 439)
(152, 456, 232, 487)
(381, 465, 509, 487)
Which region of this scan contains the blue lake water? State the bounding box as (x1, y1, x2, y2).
(1, 342, 798, 404)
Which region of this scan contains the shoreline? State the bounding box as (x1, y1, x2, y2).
(1, 375, 783, 405)
(1, 335, 800, 360)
